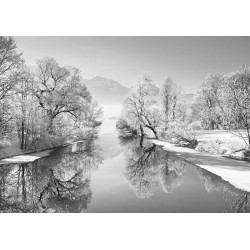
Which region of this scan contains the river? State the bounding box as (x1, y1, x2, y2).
(0, 118, 249, 212)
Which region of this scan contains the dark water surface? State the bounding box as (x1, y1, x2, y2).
(0, 133, 249, 213)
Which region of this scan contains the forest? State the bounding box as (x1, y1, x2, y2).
(117, 67, 250, 158)
(1, 36, 250, 161)
(0, 36, 102, 158)
(1, 36, 250, 213)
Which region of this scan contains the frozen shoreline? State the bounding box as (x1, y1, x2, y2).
(0, 150, 53, 164)
(0, 139, 87, 165)
(151, 139, 250, 193)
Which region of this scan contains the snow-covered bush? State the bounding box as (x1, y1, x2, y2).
(0, 138, 11, 148)
(116, 118, 137, 137)
(196, 140, 224, 155)
(188, 121, 203, 131)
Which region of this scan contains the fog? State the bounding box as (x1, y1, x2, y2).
(99, 104, 122, 134)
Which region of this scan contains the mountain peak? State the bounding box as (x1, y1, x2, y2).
(90, 76, 125, 88)
(92, 76, 106, 81)
(84, 76, 129, 105)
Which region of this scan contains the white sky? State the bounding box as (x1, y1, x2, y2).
(14, 36, 250, 94)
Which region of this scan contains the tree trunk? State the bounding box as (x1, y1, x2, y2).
(139, 125, 144, 147)
(172, 97, 176, 120)
(20, 97, 26, 150)
(145, 125, 158, 139)
(21, 164, 27, 202)
(152, 128, 158, 139)
(139, 125, 144, 137)
(21, 120, 25, 150)
(47, 114, 54, 134)
(248, 133, 250, 150)
(210, 121, 215, 130)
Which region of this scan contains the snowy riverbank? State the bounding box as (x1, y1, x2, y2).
(0, 139, 87, 165)
(151, 139, 250, 193)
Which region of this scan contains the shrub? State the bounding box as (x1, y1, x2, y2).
(0, 138, 11, 148)
(116, 118, 137, 136)
(174, 130, 198, 148)
(166, 125, 198, 148)
(244, 150, 250, 158)
(188, 121, 203, 131)
(159, 130, 169, 140)
(196, 141, 224, 155)
(29, 132, 68, 151)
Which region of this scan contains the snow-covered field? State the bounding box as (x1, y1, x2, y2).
(195, 130, 247, 156)
(196, 130, 247, 145)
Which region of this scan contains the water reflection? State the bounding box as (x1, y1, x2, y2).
(120, 136, 250, 212)
(120, 136, 187, 199)
(232, 194, 249, 213)
(0, 138, 103, 213)
(197, 167, 250, 213)
(1, 134, 250, 212)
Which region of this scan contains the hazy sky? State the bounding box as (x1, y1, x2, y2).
(14, 37, 250, 93)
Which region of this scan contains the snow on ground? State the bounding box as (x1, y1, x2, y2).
(151, 139, 250, 193)
(0, 149, 53, 164)
(0, 104, 123, 164)
(196, 130, 246, 148)
(0, 139, 91, 164)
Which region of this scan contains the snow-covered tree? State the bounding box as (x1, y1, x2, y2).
(119, 75, 161, 138)
(161, 77, 181, 128)
(34, 57, 93, 134)
(192, 73, 223, 130)
(0, 36, 23, 139)
(218, 66, 250, 148)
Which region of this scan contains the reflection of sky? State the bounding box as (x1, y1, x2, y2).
(87, 137, 250, 212)
(97, 134, 122, 160)
(1, 128, 249, 212)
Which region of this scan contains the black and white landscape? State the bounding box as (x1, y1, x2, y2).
(1, 36, 250, 213)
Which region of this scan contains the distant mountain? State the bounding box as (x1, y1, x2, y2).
(84, 76, 130, 105)
(84, 76, 196, 106)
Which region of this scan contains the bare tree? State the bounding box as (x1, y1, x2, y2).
(33, 57, 92, 134)
(192, 73, 223, 130)
(0, 37, 23, 138)
(218, 66, 250, 149)
(0, 36, 22, 100)
(161, 77, 181, 128)
(120, 75, 161, 139)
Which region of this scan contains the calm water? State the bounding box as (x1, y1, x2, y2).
(0, 132, 249, 213)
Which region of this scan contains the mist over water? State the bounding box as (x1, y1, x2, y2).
(99, 104, 122, 135)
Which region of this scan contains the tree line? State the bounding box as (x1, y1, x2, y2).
(0, 36, 102, 153)
(117, 66, 250, 149)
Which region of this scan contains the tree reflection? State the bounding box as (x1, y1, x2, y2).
(0, 137, 103, 212)
(38, 169, 91, 213)
(231, 194, 249, 213)
(120, 136, 187, 198)
(159, 155, 186, 194)
(197, 167, 250, 213)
